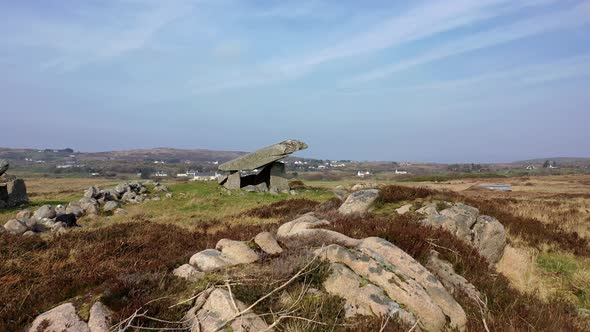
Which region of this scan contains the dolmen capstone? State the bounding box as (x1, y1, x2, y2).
(218, 139, 308, 193)
(0, 159, 29, 209)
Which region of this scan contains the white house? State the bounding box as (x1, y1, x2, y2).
(357, 171, 371, 177)
(395, 169, 408, 175)
(154, 171, 168, 177)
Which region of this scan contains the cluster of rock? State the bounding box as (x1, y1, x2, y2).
(218, 139, 307, 193)
(171, 193, 506, 331)
(0, 159, 29, 209)
(1, 180, 169, 236)
(417, 202, 507, 263)
(28, 301, 112, 332)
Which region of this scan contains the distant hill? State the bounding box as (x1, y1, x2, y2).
(0, 147, 247, 163)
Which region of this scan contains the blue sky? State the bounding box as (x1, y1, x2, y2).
(1, 0, 589, 162)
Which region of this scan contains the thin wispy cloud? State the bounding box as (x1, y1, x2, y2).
(349, 1, 590, 84)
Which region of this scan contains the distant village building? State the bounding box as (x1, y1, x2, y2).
(191, 172, 223, 181)
(526, 165, 536, 170)
(153, 160, 166, 164)
(154, 171, 168, 177)
(395, 169, 408, 174)
(357, 171, 371, 177)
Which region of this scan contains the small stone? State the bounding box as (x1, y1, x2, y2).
(173, 264, 205, 282)
(33, 205, 57, 220)
(4, 219, 28, 235)
(254, 232, 283, 255)
(16, 209, 33, 219)
(102, 201, 119, 212)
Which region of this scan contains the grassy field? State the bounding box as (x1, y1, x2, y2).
(2, 175, 590, 330)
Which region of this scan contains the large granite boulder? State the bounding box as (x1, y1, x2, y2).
(185, 288, 271, 332)
(419, 202, 507, 263)
(28, 303, 90, 332)
(338, 189, 379, 215)
(219, 139, 308, 171)
(33, 205, 57, 220)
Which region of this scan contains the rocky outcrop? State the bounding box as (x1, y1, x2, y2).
(426, 251, 481, 304)
(176, 208, 476, 331)
(4, 180, 163, 237)
(419, 202, 506, 263)
(338, 189, 379, 215)
(324, 263, 416, 323)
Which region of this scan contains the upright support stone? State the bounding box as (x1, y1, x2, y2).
(0, 184, 8, 202)
(223, 172, 241, 190)
(269, 162, 289, 192)
(7, 179, 29, 207)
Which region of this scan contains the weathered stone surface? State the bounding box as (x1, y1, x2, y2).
(66, 204, 85, 217)
(338, 189, 379, 215)
(173, 264, 205, 282)
(242, 183, 268, 192)
(324, 263, 415, 323)
(121, 191, 137, 202)
(16, 209, 33, 219)
(102, 201, 119, 212)
(223, 172, 241, 190)
(426, 251, 481, 304)
(396, 204, 412, 215)
(115, 183, 129, 195)
(315, 244, 464, 332)
(316, 245, 442, 331)
(215, 239, 259, 264)
(417, 203, 439, 216)
(154, 184, 169, 192)
(420, 202, 507, 264)
(88, 302, 112, 332)
(7, 179, 28, 207)
(187, 288, 271, 332)
(277, 213, 360, 247)
(219, 139, 308, 171)
(269, 162, 289, 192)
(28, 303, 90, 332)
(84, 186, 100, 199)
(33, 205, 57, 220)
(114, 208, 127, 215)
(472, 215, 506, 263)
(254, 232, 283, 255)
(4, 219, 28, 235)
(189, 249, 235, 272)
(0, 159, 8, 176)
(358, 237, 467, 331)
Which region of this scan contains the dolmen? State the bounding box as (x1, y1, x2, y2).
(218, 139, 308, 193)
(0, 159, 29, 209)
